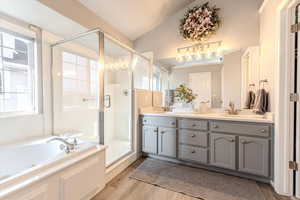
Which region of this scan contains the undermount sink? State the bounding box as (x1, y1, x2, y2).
(210, 113, 265, 119)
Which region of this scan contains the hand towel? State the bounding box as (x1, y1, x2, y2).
(244, 91, 256, 109)
(253, 89, 269, 114)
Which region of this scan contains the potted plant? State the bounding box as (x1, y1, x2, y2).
(174, 84, 197, 111)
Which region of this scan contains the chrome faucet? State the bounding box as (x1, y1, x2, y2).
(225, 102, 241, 115)
(47, 137, 76, 153)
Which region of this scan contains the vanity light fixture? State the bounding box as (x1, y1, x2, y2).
(176, 41, 223, 62)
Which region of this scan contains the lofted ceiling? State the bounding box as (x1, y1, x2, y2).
(78, 0, 195, 41)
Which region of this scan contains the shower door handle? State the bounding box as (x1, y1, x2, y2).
(104, 95, 111, 108)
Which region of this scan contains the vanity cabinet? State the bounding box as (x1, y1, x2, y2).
(210, 133, 236, 170)
(142, 126, 158, 154)
(238, 136, 269, 177)
(158, 127, 177, 158)
(141, 115, 274, 182)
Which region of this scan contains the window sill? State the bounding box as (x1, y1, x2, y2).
(0, 112, 41, 119)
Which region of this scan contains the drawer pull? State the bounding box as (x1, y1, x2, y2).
(213, 124, 218, 128)
(240, 140, 250, 144)
(154, 129, 158, 133)
(161, 131, 165, 134)
(224, 138, 235, 142)
(191, 134, 196, 138)
(260, 129, 267, 133)
(190, 150, 196, 154)
(192, 124, 197, 127)
(171, 122, 175, 125)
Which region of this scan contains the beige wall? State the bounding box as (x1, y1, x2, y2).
(134, 0, 262, 60)
(38, 0, 132, 47)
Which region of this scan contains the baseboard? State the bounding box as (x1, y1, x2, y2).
(105, 152, 140, 183)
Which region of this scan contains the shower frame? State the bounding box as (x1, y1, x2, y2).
(50, 28, 151, 166)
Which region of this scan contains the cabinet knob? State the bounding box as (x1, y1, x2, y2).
(260, 129, 266, 133)
(143, 120, 147, 123)
(190, 150, 196, 154)
(192, 124, 197, 127)
(228, 138, 235, 142)
(213, 124, 218, 128)
(161, 131, 165, 134)
(171, 122, 175, 125)
(191, 134, 196, 138)
(154, 129, 158, 133)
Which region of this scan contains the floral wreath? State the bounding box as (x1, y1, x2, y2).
(179, 2, 221, 42)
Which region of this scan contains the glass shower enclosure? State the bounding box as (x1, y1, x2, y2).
(50, 29, 149, 166)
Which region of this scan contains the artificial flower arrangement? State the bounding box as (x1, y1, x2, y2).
(179, 2, 221, 42)
(175, 84, 197, 103)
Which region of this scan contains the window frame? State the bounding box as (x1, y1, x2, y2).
(0, 25, 41, 117)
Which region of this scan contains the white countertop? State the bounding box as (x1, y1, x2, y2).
(140, 112, 274, 124)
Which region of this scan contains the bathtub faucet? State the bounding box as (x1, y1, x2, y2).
(47, 137, 76, 153)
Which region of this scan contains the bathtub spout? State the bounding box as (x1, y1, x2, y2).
(47, 137, 75, 153)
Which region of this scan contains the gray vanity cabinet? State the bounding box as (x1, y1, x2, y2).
(141, 115, 274, 182)
(238, 136, 270, 177)
(210, 133, 236, 170)
(142, 126, 158, 154)
(158, 127, 177, 158)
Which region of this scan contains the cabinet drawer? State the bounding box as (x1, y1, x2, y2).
(179, 145, 208, 164)
(178, 119, 208, 130)
(179, 130, 208, 147)
(142, 116, 176, 128)
(210, 121, 270, 137)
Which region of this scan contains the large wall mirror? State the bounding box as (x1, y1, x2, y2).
(152, 47, 261, 113)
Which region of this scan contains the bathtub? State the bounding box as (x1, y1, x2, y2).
(0, 137, 106, 200)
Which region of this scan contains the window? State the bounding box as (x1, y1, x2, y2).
(153, 65, 161, 91)
(62, 52, 99, 109)
(62, 52, 98, 95)
(0, 29, 36, 115)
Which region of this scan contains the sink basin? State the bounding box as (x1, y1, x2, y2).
(209, 113, 265, 119)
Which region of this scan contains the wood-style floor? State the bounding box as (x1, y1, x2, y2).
(92, 159, 291, 200)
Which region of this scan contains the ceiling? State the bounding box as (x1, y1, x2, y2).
(78, 0, 195, 41)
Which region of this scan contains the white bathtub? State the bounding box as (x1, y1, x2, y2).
(0, 137, 106, 200)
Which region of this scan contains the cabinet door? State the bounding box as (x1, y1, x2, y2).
(158, 127, 177, 158)
(239, 136, 269, 177)
(142, 126, 158, 154)
(210, 133, 236, 170)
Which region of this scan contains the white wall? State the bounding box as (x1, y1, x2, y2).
(38, 0, 132, 47)
(134, 0, 262, 60)
(169, 64, 222, 108)
(259, 0, 286, 112)
(259, 0, 293, 196)
(222, 50, 243, 108)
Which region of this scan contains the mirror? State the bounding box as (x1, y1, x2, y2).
(153, 49, 254, 113)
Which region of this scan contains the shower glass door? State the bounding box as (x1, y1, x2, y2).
(103, 37, 133, 166)
(51, 33, 100, 143)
